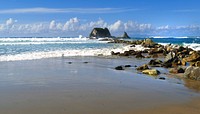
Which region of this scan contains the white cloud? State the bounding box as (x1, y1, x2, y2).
(0, 8, 139, 14)
(109, 20, 124, 32)
(63, 17, 79, 31)
(49, 20, 56, 30)
(0, 17, 199, 37)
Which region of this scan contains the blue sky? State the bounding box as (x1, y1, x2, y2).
(0, 0, 200, 37)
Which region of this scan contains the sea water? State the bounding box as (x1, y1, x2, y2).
(0, 37, 199, 61)
(0, 37, 128, 61)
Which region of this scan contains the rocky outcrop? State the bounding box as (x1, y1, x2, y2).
(184, 66, 200, 80)
(89, 28, 111, 38)
(120, 32, 130, 39)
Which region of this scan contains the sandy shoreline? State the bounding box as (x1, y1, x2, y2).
(0, 57, 200, 114)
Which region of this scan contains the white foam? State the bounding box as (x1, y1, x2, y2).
(183, 43, 200, 51)
(0, 37, 89, 42)
(158, 43, 170, 46)
(152, 36, 188, 39)
(0, 44, 148, 62)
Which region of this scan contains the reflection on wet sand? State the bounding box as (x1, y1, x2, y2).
(184, 79, 200, 92)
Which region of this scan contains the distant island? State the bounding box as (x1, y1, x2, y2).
(89, 27, 130, 39)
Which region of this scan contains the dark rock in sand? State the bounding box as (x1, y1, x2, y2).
(68, 62, 72, 64)
(136, 64, 149, 71)
(115, 66, 124, 70)
(148, 59, 163, 67)
(184, 66, 200, 80)
(142, 69, 160, 75)
(89, 28, 111, 38)
(124, 65, 132, 67)
(169, 67, 185, 74)
(159, 77, 166, 80)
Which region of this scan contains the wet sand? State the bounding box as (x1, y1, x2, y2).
(0, 57, 200, 114)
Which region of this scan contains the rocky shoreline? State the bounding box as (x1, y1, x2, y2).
(109, 38, 200, 81)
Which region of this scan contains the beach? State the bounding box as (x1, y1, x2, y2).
(0, 56, 200, 114)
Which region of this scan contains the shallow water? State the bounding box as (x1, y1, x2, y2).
(0, 57, 199, 114)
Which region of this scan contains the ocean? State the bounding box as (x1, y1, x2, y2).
(0, 37, 200, 61)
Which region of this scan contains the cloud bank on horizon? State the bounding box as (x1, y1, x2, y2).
(0, 17, 199, 37)
(0, 0, 200, 37)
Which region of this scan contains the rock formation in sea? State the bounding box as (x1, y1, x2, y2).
(89, 28, 111, 38)
(120, 32, 130, 39)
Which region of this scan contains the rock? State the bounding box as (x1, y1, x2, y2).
(136, 64, 149, 71)
(120, 32, 130, 39)
(164, 52, 176, 63)
(159, 77, 166, 80)
(183, 51, 200, 62)
(184, 66, 200, 80)
(142, 69, 160, 75)
(68, 62, 72, 64)
(135, 52, 145, 58)
(89, 28, 111, 38)
(111, 51, 120, 55)
(163, 52, 182, 68)
(83, 62, 89, 64)
(148, 59, 163, 67)
(169, 67, 185, 74)
(141, 38, 157, 47)
(162, 62, 172, 68)
(149, 47, 164, 55)
(124, 65, 131, 67)
(115, 66, 124, 70)
(195, 61, 200, 67)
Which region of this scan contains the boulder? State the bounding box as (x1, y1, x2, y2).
(195, 61, 200, 67)
(136, 64, 149, 71)
(164, 52, 176, 63)
(184, 66, 200, 80)
(183, 51, 200, 62)
(135, 52, 145, 58)
(89, 28, 111, 38)
(163, 52, 181, 68)
(141, 38, 157, 47)
(169, 67, 185, 74)
(149, 47, 164, 55)
(148, 59, 163, 67)
(124, 65, 132, 67)
(142, 69, 160, 75)
(115, 66, 124, 70)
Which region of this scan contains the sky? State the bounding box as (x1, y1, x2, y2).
(0, 0, 200, 37)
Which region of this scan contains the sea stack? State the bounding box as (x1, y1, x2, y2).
(89, 28, 111, 38)
(121, 32, 130, 39)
